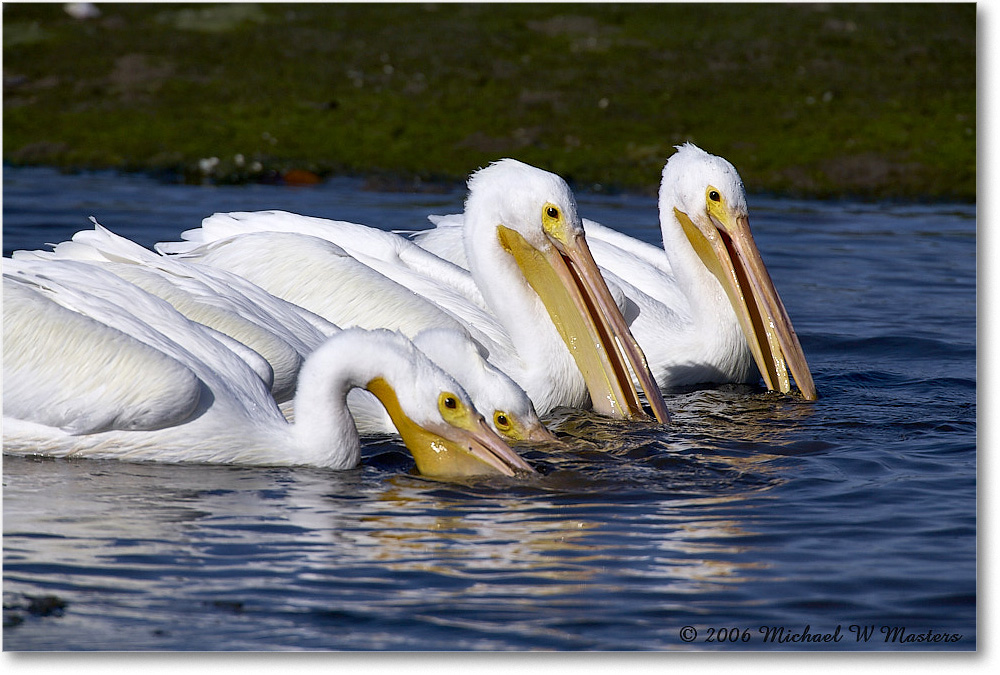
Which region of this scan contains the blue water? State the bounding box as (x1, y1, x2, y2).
(2, 166, 976, 650)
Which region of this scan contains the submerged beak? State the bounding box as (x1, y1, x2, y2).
(426, 414, 538, 477)
(497, 224, 671, 424)
(519, 422, 561, 444)
(675, 207, 817, 400)
(503, 415, 561, 444)
(366, 377, 536, 478)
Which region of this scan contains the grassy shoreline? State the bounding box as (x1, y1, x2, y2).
(3, 3, 976, 201)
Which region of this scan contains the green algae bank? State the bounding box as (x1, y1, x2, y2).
(3, 3, 975, 200)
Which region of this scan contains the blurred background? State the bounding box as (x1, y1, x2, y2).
(3, 2, 976, 200)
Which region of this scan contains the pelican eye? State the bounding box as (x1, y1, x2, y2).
(708, 189, 721, 202)
(437, 391, 468, 425)
(541, 201, 571, 242)
(493, 411, 512, 432)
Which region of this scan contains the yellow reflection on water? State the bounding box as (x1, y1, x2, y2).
(318, 475, 773, 595)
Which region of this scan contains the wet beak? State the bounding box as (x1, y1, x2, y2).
(497, 225, 671, 423)
(520, 423, 561, 443)
(417, 414, 537, 478)
(507, 416, 562, 444)
(675, 207, 817, 400)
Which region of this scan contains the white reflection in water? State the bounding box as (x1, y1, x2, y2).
(5, 446, 772, 599)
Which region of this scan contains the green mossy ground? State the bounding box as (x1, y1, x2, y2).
(3, 3, 976, 200)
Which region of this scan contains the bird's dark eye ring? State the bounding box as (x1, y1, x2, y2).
(497, 414, 508, 426)
(444, 396, 457, 409)
(546, 206, 559, 219)
(709, 190, 721, 202)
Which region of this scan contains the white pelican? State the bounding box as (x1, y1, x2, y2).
(14, 224, 553, 445)
(156, 160, 670, 423)
(414, 145, 817, 400)
(2, 258, 533, 478)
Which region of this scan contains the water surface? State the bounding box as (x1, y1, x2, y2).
(2, 167, 976, 650)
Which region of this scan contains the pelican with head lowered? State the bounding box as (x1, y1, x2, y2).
(22, 221, 552, 444)
(2, 258, 534, 478)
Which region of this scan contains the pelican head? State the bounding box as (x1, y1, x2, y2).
(357, 330, 536, 478)
(663, 143, 816, 400)
(411, 328, 558, 444)
(465, 159, 670, 423)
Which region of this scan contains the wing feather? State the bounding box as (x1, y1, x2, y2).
(3, 280, 203, 434)
(161, 231, 469, 339)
